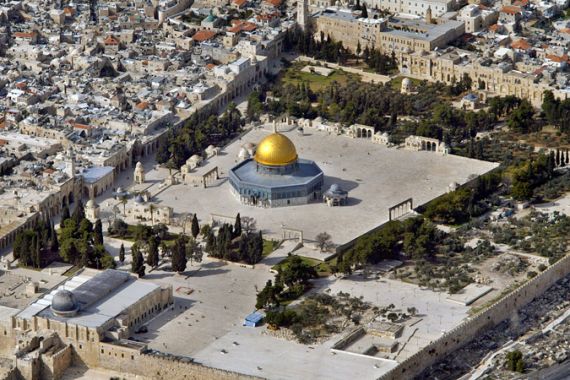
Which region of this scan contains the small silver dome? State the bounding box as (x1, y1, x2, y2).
(135, 194, 144, 204)
(51, 289, 79, 317)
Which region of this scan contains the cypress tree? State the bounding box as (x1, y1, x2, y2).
(191, 214, 200, 239)
(146, 235, 159, 268)
(119, 243, 125, 263)
(361, 4, 368, 18)
(94, 219, 103, 245)
(72, 200, 85, 225)
(51, 222, 59, 252)
(234, 213, 242, 237)
(172, 237, 187, 273)
(131, 243, 141, 274)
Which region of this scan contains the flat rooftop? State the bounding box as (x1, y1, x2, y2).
(18, 269, 159, 328)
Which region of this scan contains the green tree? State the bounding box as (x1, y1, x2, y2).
(186, 238, 203, 266)
(119, 243, 125, 263)
(256, 280, 282, 309)
(361, 3, 368, 18)
(234, 213, 242, 237)
(60, 239, 79, 265)
(131, 242, 143, 274)
(507, 100, 535, 134)
(277, 256, 317, 287)
(72, 200, 85, 226)
(171, 237, 187, 273)
(191, 214, 200, 239)
(146, 235, 160, 268)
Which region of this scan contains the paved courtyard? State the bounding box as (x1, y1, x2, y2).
(151, 125, 498, 245)
(127, 244, 400, 380)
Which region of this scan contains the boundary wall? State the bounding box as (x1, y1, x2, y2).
(379, 252, 570, 380)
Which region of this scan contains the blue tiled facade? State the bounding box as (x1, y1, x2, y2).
(229, 158, 324, 207)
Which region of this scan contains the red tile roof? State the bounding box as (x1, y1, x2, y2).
(264, 0, 281, 6)
(192, 30, 216, 42)
(14, 32, 36, 39)
(135, 101, 149, 110)
(233, 0, 248, 6)
(228, 20, 256, 33)
(501, 5, 522, 15)
(511, 38, 531, 50)
(73, 123, 94, 130)
(546, 54, 569, 63)
(104, 35, 120, 45)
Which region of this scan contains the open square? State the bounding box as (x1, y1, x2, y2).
(154, 124, 498, 246)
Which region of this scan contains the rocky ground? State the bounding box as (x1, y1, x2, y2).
(418, 275, 570, 379)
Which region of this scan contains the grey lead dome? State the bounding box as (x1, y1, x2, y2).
(51, 289, 79, 317)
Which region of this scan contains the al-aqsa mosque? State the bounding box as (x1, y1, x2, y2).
(229, 131, 323, 207)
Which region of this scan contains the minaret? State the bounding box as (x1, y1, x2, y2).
(65, 147, 76, 178)
(425, 6, 433, 24)
(297, 0, 309, 31)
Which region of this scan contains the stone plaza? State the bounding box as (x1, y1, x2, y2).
(153, 123, 498, 246)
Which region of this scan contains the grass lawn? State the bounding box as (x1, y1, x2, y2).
(272, 255, 332, 277)
(263, 239, 280, 257)
(279, 63, 360, 91)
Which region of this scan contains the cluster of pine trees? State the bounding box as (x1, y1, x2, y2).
(58, 201, 115, 269)
(13, 219, 58, 268)
(125, 220, 203, 277)
(13, 201, 115, 270)
(205, 214, 264, 265)
(155, 104, 243, 168)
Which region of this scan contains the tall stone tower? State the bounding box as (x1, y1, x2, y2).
(64, 147, 76, 178)
(425, 6, 433, 24)
(297, 0, 309, 31)
(134, 161, 145, 184)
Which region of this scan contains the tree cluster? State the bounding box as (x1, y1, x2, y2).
(128, 223, 172, 276)
(284, 28, 350, 65)
(205, 214, 264, 265)
(423, 172, 502, 224)
(542, 90, 570, 133)
(58, 202, 114, 269)
(334, 217, 444, 275)
(505, 350, 525, 373)
(511, 153, 556, 201)
(13, 219, 58, 268)
(362, 47, 397, 75)
(156, 104, 243, 168)
(256, 255, 317, 309)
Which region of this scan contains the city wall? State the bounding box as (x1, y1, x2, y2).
(94, 344, 259, 380)
(379, 251, 570, 380)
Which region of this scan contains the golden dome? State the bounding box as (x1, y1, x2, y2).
(254, 133, 298, 166)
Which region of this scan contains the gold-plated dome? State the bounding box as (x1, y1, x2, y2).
(254, 133, 298, 166)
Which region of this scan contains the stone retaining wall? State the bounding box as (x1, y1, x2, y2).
(379, 252, 570, 380)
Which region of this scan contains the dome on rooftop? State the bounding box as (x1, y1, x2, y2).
(51, 289, 79, 317)
(254, 133, 298, 167)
